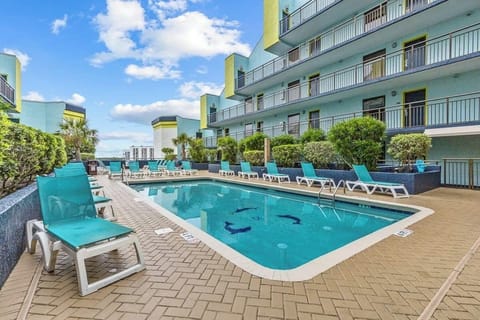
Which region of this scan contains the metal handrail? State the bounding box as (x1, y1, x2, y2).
(332, 180, 346, 207)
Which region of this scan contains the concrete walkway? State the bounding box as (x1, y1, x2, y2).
(1, 172, 479, 320)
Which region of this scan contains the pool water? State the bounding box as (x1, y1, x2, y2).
(131, 180, 413, 270)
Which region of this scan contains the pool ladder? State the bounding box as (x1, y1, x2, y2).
(318, 180, 346, 208)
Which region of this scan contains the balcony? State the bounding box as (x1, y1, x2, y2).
(203, 91, 480, 148)
(0, 76, 15, 106)
(238, 0, 447, 93)
(211, 23, 480, 126)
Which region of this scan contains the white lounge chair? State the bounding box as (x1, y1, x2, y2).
(263, 162, 290, 183)
(296, 162, 335, 188)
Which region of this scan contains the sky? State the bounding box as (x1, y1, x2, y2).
(0, 0, 263, 157)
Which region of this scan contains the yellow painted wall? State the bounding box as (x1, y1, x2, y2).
(14, 59, 21, 113)
(153, 121, 177, 129)
(264, 0, 279, 51)
(63, 110, 85, 121)
(224, 55, 235, 99)
(200, 95, 207, 129)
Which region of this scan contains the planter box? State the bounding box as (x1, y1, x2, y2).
(208, 164, 441, 195)
(0, 183, 41, 288)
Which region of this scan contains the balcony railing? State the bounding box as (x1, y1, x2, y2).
(203, 91, 480, 148)
(239, 0, 439, 90)
(213, 23, 480, 125)
(0, 76, 15, 105)
(280, 0, 339, 35)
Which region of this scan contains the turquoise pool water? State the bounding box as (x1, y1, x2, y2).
(131, 180, 413, 270)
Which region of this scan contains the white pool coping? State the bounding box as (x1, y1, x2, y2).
(121, 177, 434, 281)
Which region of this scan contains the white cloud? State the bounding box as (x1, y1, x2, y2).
(110, 98, 199, 125)
(124, 63, 181, 80)
(67, 93, 86, 105)
(179, 81, 222, 99)
(99, 131, 152, 142)
(91, 1, 251, 74)
(91, 0, 146, 66)
(23, 91, 45, 101)
(3, 48, 31, 71)
(195, 65, 208, 74)
(52, 14, 68, 34)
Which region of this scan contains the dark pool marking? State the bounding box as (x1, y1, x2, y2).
(233, 207, 258, 214)
(224, 221, 252, 234)
(277, 214, 301, 224)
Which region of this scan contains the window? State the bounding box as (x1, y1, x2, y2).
(224, 128, 230, 137)
(245, 123, 254, 137)
(363, 49, 386, 81)
(309, 74, 320, 97)
(405, 0, 428, 12)
(216, 129, 223, 138)
(309, 37, 321, 56)
(209, 105, 216, 123)
(309, 110, 320, 129)
(245, 98, 253, 113)
(281, 9, 290, 34)
(288, 48, 300, 64)
(288, 113, 300, 136)
(363, 96, 385, 122)
(404, 89, 426, 127)
(364, 2, 387, 32)
(0, 74, 7, 81)
(404, 37, 426, 70)
(287, 80, 300, 102)
(237, 69, 245, 88)
(257, 121, 264, 132)
(257, 94, 264, 110)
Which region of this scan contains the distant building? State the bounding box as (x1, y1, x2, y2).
(151, 116, 200, 159)
(124, 145, 155, 161)
(20, 100, 86, 133)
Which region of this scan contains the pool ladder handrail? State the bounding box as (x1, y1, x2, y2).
(318, 180, 346, 208)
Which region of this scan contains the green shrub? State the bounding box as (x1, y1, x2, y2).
(217, 136, 238, 163)
(80, 153, 95, 160)
(188, 138, 206, 162)
(161, 147, 176, 160)
(272, 144, 302, 167)
(243, 150, 264, 166)
(205, 149, 218, 162)
(387, 133, 432, 165)
(54, 135, 68, 168)
(300, 128, 326, 144)
(328, 117, 386, 170)
(303, 141, 337, 168)
(271, 134, 298, 147)
(240, 132, 268, 151)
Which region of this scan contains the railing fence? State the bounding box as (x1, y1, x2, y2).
(442, 158, 480, 189)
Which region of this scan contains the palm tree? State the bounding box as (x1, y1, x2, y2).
(59, 118, 98, 160)
(172, 133, 192, 160)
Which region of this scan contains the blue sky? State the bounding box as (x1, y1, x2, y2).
(0, 0, 263, 157)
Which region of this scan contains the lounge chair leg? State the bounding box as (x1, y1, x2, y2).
(33, 231, 61, 272)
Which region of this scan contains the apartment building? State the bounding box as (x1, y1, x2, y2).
(200, 0, 480, 162)
(0, 53, 22, 122)
(124, 145, 155, 161)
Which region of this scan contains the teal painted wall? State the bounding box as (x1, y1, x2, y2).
(177, 116, 201, 156)
(429, 136, 480, 161)
(20, 101, 65, 133)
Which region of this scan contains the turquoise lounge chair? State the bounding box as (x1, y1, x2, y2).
(415, 159, 426, 173)
(127, 161, 144, 178)
(346, 164, 410, 198)
(181, 161, 198, 175)
(148, 161, 162, 176)
(108, 161, 123, 179)
(238, 161, 259, 179)
(26, 174, 145, 296)
(263, 162, 290, 183)
(296, 162, 335, 188)
(165, 160, 182, 176)
(219, 161, 234, 176)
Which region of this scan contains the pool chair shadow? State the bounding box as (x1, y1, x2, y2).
(238, 161, 259, 179)
(26, 174, 145, 296)
(296, 162, 336, 188)
(263, 162, 290, 183)
(346, 164, 410, 199)
(219, 161, 235, 176)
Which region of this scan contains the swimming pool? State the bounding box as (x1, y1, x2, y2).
(130, 179, 432, 279)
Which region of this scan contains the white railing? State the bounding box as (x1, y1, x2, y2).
(238, 0, 440, 90)
(0, 76, 15, 105)
(204, 92, 480, 148)
(218, 23, 480, 124)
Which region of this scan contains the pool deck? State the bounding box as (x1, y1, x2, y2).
(1, 172, 480, 320)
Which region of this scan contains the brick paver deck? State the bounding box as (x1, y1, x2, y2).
(1, 172, 479, 320)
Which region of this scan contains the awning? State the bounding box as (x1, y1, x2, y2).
(424, 125, 480, 137)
